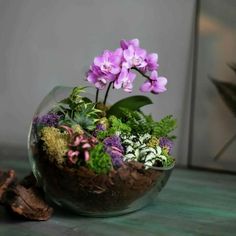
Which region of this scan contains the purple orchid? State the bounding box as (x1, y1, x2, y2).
(114, 68, 136, 93)
(94, 48, 122, 75)
(87, 64, 113, 89)
(146, 53, 159, 71)
(140, 70, 167, 94)
(120, 38, 140, 49)
(86, 38, 168, 98)
(87, 48, 123, 89)
(123, 45, 147, 69)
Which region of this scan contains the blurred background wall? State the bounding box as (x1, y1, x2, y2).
(0, 0, 196, 165)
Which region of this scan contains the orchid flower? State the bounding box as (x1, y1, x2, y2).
(114, 68, 136, 93)
(140, 70, 167, 94)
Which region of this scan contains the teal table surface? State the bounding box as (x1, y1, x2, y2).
(1, 156, 236, 236)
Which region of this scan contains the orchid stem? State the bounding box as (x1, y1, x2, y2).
(131, 67, 150, 80)
(103, 82, 112, 105)
(95, 89, 99, 103)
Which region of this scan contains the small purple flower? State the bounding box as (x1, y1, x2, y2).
(96, 123, 106, 131)
(159, 137, 174, 155)
(123, 45, 147, 69)
(103, 135, 124, 168)
(146, 53, 159, 71)
(140, 70, 167, 94)
(34, 113, 60, 127)
(114, 67, 136, 93)
(107, 147, 124, 168)
(120, 38, 140, 49)
(103, 135, 124, 151)
(93, 123, 106, 137)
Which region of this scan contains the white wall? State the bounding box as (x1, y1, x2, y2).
(0, 0, 196, 165)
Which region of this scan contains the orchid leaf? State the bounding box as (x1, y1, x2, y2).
(107, 96, 153, 118)
(210, 77, 236, 116)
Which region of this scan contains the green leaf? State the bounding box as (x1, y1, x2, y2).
(58, 97, 71, 105)
(210, 77, 236, 116)
(82, 97, 92, 103)
(152, 115, 177, 138)
(107, 96, 153, 118)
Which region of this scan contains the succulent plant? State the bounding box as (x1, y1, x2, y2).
(53, 87, 101, 131)
(60, 125, 98, 166)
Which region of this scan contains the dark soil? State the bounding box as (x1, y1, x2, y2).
(36, 150, 164, 213)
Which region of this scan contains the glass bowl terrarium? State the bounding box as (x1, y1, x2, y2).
(28, 39, 176, 217)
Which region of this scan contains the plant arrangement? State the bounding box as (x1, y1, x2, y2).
(30, 39, 176, 214)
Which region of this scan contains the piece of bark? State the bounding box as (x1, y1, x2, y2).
(4, 185, 53, 221)
(19, 172, 37, 189)
(0, 170, 17, 203)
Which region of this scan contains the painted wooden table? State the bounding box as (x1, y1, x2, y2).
(1, 156, 236, 236)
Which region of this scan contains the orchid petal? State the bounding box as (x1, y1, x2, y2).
(140, 81, 152, 92)
(150, 70, 158, 81)
(94, 56, 104, 67)
(124, 45, 134, 61)
(135, 47, 147, 59)
(152, 77, 167, 94)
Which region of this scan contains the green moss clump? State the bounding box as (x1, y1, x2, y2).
(97, 116, 131, 139)
(87, 144, 112, 174)
(41, 127, 69, 164)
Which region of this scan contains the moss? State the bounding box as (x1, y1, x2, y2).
(108, 115, 131, 133)
(41, 127, 69, 165)
(146, 136, 159, 148)
(96, 116, 131, 140)
(87, 144, 112, 174)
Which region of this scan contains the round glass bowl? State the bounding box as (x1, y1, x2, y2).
(28, 86, 175, 217)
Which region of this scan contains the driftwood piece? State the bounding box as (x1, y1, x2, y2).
(1, 170, 53, 221)
(0, 169, 16, 203)
(4, 185, 53, 221)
